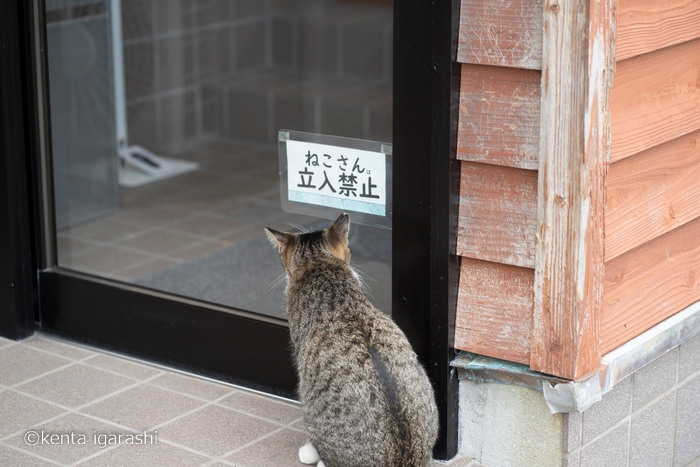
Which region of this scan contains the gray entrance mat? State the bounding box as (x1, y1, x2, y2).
(134, 230, 391, 320)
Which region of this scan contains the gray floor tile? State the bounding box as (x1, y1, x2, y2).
(290, 418, 305, 433)
(111, 205, 196, 227)
(115, 229, 200, 255)
(160, 404, 280, 457)
(0, 444, 59, 467)
(224, 428, 307, 466)
(0, 336, 480, 466)
(3, 413, 126, 465)
(112, 257, 182, 280)
(216, 226, 266, 245)
(0, 345, 71, 386)
(148, 372, 233, 401)
(82, 354, 162, 380)
(0, 336, 14, 349)
(170, 214, 246, 238)
(170, 171, 229, 192)
(75, 440, 211, 467)
(0, 390, 66, 438)
(65, 245, 156, 275)
(23, 335, 95, 361)
(431, 457, 470, 466)
(442, 457, 480, 467)
(63, 218, 146, 243)
(16, 364, 135, 408)
(56, 235, 98, 261)
(218, 391, 302, 425)
(80, 384, 205, 430)
(228, 203, 287, 223)
(165, 240, 230, 261)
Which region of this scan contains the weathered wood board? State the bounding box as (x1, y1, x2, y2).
(617, 0, 700, 61)
(602, 218, 700, 354)
(457, 161, 538, 268)
(611, 39, 700, 162)
(453, 0, 700, 375)
(606, 130, 700, 261)
(455, 257, 534, 365)
(530, 0, 612, 379)
(457, 0, 542, 70)
(457, 64, 541, 170)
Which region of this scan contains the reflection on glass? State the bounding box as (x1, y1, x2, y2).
(48, 0, 393, 319)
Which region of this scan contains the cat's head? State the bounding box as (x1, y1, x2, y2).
(265, 213, 352, 276)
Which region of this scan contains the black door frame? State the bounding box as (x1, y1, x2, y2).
(393, 0, 461, 459)
(0, 0, 36, 341)
(0, 0, 460, 459)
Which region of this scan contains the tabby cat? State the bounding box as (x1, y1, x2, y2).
(266, 213, 438, 467)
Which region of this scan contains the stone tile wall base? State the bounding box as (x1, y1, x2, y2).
(458, 380, 563, 467)
(458, 333, 700, 467)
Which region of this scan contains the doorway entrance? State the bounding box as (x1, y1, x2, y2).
(1, 0, 459, 458)
(47, 0, 393, 320)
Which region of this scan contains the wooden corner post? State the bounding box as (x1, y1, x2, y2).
(531, 0, 616, 379)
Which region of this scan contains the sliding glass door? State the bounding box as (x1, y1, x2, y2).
(48, 0, 393, 320)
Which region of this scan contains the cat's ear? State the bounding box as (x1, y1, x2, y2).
(265, 227, 292, 251)
(329, 213, 350, 241)
(326, 214, 351, 263)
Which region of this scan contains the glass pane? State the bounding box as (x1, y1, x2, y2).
(47, 0, 393, 320)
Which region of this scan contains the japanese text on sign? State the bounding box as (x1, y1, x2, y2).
(286, 140, 387, 216)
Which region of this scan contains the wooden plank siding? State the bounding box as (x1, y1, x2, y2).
(617, 0, 700, 61)
(602, 6, 700, 353)
(602, 217, 700, 354)
(530, 0, 614, 379)
(457, 0, 543, 70)
(457, 162, 538, 268)
(610, 38, 700, 163)
(455, 258, 534, 365)
(606, 130, 700, 262)
(452, 0, 700, 376)
(453, 0, 543, 366)
(457, 65, 541, 170)
(454, 0, 614, 376)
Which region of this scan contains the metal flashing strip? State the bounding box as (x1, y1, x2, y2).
(451, 353, 568, 392)
(452, 300, 700, 414)
(599, 299, 700, 393)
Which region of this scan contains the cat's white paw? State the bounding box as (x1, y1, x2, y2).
(299, 441, 321, 464)
(317, 461, 326, 467)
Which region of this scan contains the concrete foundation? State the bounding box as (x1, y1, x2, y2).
(459, 380, 562, 467)
(456, 332, 700, 467)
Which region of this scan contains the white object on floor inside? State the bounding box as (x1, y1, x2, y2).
(119, 145, 199, 188)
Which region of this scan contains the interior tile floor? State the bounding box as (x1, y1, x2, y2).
(57, 140, 310, 283)
(0, 333, 477, 467)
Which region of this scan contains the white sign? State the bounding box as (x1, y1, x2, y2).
(285, 140, 387, 216)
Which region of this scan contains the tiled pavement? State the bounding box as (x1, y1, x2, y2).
(0, 333, 476, 466)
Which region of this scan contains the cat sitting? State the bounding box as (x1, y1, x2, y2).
(266, 213, 438, 467)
